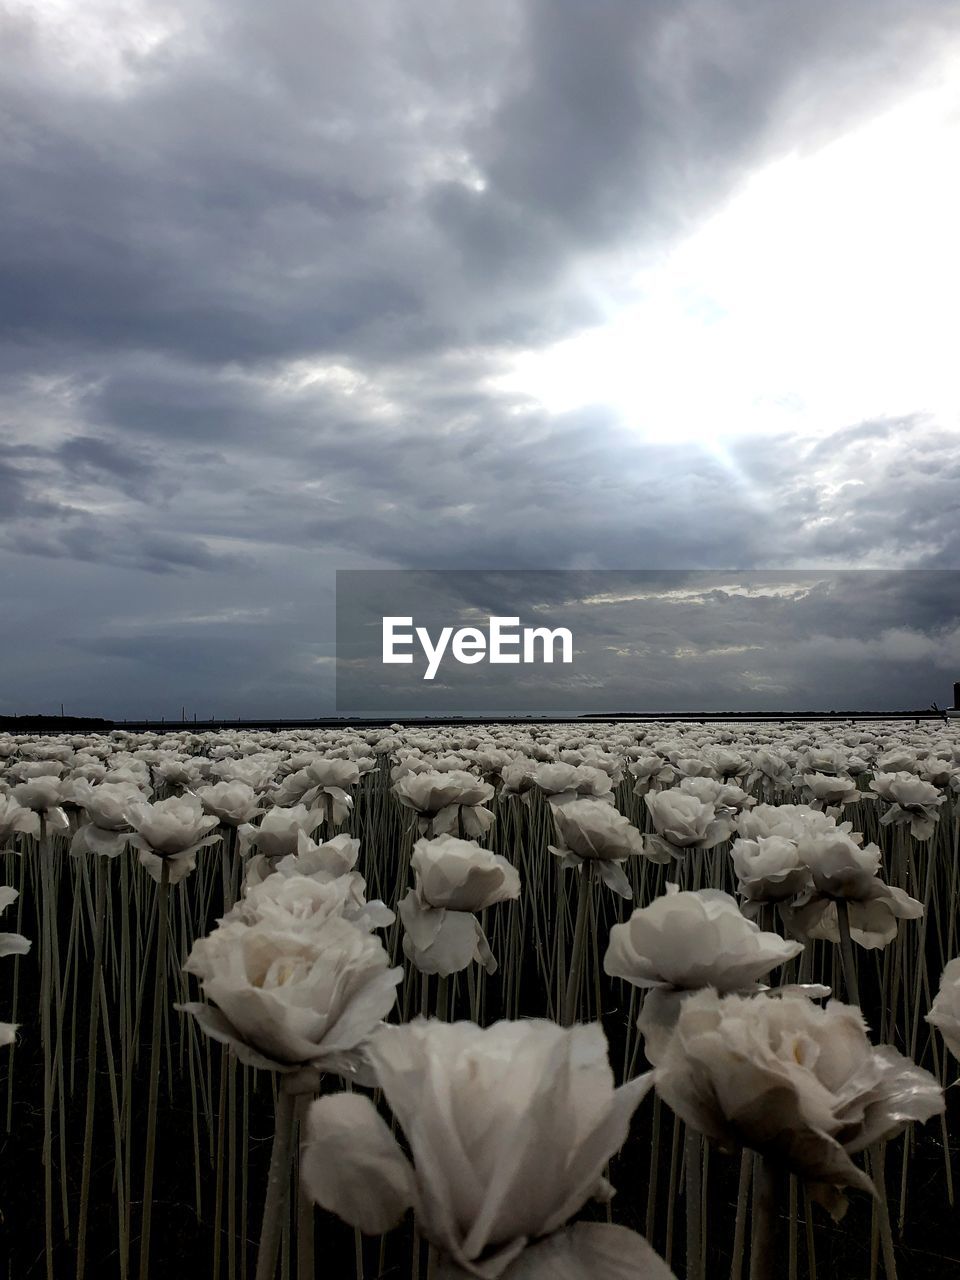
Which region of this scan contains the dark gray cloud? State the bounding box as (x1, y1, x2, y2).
(2, 0, 959, 716)
(2, 0, 952, 363)
(336, 569, 960, 715)
(0, 452, 63, 521)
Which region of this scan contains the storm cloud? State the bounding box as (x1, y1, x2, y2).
(2, 0, 959, 717)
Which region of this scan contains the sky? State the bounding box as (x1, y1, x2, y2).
(335, 570, 960, 716)
(3, 0, 960, 718)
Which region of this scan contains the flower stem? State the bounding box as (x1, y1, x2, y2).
(4, 844, 26, 1134)
(869, 1143, 898, 1280)
(730, 1148, 753, 1280)
(562, 862, 593, 1027)
(296, 1095, 315, 1280)
(77, 857, 107, 1280)
(254, 1086, 297, 1280)
(212, 1051, 228, 1280)
(836, 898, 860, 1008)
(139, 857, 171, 1279)
(750, 1155, 777, 1280)
(685, 1126, 703, 1280)
(39, 821, 55, 1280)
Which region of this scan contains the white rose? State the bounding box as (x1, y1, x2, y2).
(0, 793, 41, 843)
(704, 747, 746, 778)
(548, 799, 644, 899)
(0, 885, 30, 1046)
(411, 835, 521, 912)
(927, 957, 960, 1062)
(629, 756, 675, 796)
(212, 758, 278, 790)
(300, 1019, 664, 1279)
(868, 771, 945, 841)
(394, 770, 493, 814)
(731, 836, 811, 906)
(550, 799, 644, 862)
(801, 773, 861, 810)
(678, 776, 754, 813)
(228, 869, 392, 934)
(124, 793, 222, 883)
(399, 836, 521, 977)
(9, 760, 65, 781)
(195, 780, 264, 826)
(70, 780, 146, 858)
(306, 757, 361, 789)
(796, 747, 849, 776)
(238, 803, 326, 858)
(605, 885, 802, 994)
(675, 757, 718, 780)
(529, 762, 614, 806)
(606, 885, 805, 1064)
(499, 761, 538, 800)
(154, 757, 205, 788)
(12, 777, 70, 829)
(393, 770, 495, 837)
(876, 749, 918, 773)
(124, 793, 220, 857)
(271, 768, 317, 806)
(799, 831, 882, 897)
(269, 834, 394, 932)
(736, 803, 853, 844)
(179, 911, 401, 1079)
(643, 790, 734, 860)
(281, 830, 361, 878)
(276, 757, 360, 820)
(743, 749, 793, 789)
(72, 779, 143, 831)
(653, 989, 943, 1217)
(102, 764, 152, 791)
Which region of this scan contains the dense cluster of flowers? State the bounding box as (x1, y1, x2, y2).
(1, 716, 958, 1278)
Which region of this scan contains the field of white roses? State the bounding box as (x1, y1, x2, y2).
(2, 719, 959, 1279)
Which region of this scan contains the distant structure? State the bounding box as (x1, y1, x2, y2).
(955, 680, 960, 711)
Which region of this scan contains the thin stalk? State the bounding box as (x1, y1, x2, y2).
(77, 857, 107, 1280)
(836, 899, 860, 1008)
(562, 862, 593, 1027)
(730, 1149, 753, 1280)
(803, 1186, 817, 1280)
(212, 1054, 228, 1280)
(645, 1093, 662, 1242)
(39, 822, 56, 1280)
(139, 858, 171, 1279)
(685, 1127, 702, 1280)
(4, 842, 27, 1132)
(254, 1087, 297, 1280)
(869, 1144, 897, 1280)
(787, 1176, 797, 1280)
(750, 1155, 777, 1280)
(296, 1096, 315, 1280)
